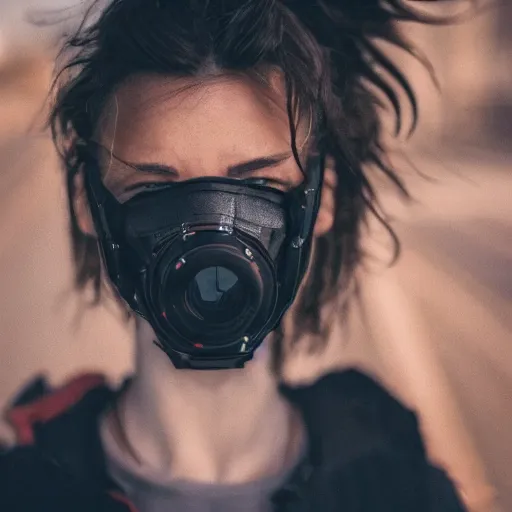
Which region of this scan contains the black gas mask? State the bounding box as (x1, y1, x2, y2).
(84, 146, 324, 370)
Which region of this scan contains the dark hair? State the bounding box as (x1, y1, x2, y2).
(49, 0, 434, 364)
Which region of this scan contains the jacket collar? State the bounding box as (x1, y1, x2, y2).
(6, 369, 428, 511)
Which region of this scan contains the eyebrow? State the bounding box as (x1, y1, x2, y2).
(125, 151, 292, 177)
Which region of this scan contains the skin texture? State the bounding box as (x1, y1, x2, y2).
(75, 74, 335, 484)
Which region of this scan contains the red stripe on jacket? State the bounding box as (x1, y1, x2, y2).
(6, 373, 105, 445)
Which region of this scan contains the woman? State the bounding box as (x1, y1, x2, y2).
(1, 0, 467, 510)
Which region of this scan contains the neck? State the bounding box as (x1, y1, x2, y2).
(114, 318, 302, 484)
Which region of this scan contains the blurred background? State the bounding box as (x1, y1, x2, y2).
(0, 1, 510, 511)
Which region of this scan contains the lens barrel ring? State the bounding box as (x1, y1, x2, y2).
(145, 229, 277, 353)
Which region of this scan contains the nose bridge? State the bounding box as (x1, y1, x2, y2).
(182, 164, 227, 180)
(176, 151, 232, 181)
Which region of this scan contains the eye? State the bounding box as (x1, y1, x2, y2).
(244, 177, 270, 186)
(126, 182, 166, 192)
(242, 177, 288, 191)
(115, 181, 171, 202)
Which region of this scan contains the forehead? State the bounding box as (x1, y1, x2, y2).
(97, 74, 296, 170)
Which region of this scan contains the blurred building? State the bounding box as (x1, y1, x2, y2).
(406, 0, 512, 150)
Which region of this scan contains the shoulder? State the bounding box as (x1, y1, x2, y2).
(282, 368, 424, 457)
(285, 367, 409, 408)
(282, 369, 467, 511)
(0, 445, 127, 512)
(0, 374, 129, 511)
(282, 368, 412, 409)
(5, 373, 109, 446)
(427, 466, 467, 512)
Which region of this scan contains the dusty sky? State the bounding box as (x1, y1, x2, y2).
(0, 0, 82, 47)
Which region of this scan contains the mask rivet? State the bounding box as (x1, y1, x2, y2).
(219, 225, 233, 234)
(182, 231, 196, 241)
(175, 257, 186, 270)
(292, 237, 305, 248)
(244, 248, 254, 259)
(240, 336, 249, 352)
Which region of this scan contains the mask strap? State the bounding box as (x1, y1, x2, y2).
(301, 153, 324, 240)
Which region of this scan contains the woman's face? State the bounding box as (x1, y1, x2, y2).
(77, 73, 334, 237)
(76, 74, 335, 343)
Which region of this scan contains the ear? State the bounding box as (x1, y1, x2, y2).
(314, 156, 336, 236)
(73, 169, 97, 237)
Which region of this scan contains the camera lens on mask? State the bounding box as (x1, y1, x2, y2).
(186, 266, 245, 324)
(153, 233, 276, 350)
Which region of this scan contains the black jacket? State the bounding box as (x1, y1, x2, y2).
(0, 369, 466, 512)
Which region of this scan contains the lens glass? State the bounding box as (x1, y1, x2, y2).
(186, 266, 246, 323)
